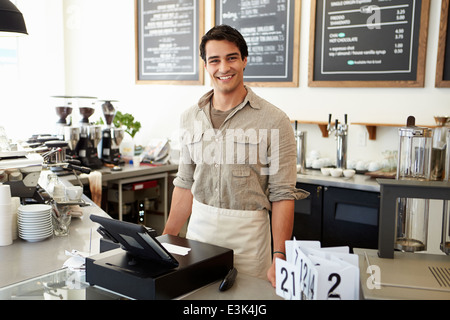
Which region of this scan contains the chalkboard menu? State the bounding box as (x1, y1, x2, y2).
(135, 0, 204, 84)
(436, 0, 450, 87)
(214, 0, 300, 87)
(309, 0, 430, 87)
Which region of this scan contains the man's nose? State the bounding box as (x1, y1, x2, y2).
(219, 61, 231, 73)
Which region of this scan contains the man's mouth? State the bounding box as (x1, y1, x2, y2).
(217, 75, 233, 80)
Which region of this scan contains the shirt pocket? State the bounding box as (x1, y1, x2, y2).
(232, 167, 251, 187)
(186, 132, 204, 164)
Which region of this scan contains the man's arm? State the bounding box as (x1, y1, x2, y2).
(163, 186, 194, 236)
(267, 199, 295, 287)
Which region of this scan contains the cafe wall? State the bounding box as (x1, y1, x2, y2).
(1, 0, 449, 165)
(62, 0, 449, 164)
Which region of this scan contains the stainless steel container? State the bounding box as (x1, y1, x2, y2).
(430, 116, 449, 181)
(296, 130, 307, 174)
(395, 116, 433, 252)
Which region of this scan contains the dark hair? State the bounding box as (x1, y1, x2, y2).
(199, 25, 248, 63)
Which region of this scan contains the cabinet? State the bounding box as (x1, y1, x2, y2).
(106, 173, 168, 234)
(292, 183, 323, 241)
(293, 182, 380, 250)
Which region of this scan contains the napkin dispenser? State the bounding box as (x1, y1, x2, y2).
(86, 234, 233, 300)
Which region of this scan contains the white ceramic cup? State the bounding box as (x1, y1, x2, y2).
(330, 168, 343, 177)
(65, 186, 83, 201)
(53, 184, 66, 202)
(343, 169, 356, 178)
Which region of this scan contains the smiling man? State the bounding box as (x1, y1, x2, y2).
(163, 25, 308, 286)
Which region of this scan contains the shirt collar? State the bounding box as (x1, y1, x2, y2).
(197, 86, 261, 111)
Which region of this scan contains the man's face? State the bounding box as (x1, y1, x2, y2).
(204, 40, 247, 95)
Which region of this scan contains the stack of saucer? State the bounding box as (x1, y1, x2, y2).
(0, 184, 12, 246)
(17, 204, 53, 242)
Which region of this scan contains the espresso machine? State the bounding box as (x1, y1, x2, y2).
(63, 126, 80, 159)
(98, 100, 125, 165)
(327, 114, 348, 169)
(73, 98, 103, 169)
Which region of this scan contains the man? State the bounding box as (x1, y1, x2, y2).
(163, 25, 308, 287)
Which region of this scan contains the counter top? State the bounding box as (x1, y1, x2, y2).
(0, 164, 281, 300)
(0, 197, 109, 288)
(65, 164, 378, 193)
(67, 163, 179, 185)
(297, 169, 381, 192)
(0, 164, 178, 289)
(181, 273, 281, 300)
(354, 248, 450, 300)
(0, 263, 281, 300)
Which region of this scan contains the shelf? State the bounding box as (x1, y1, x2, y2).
(351, 122, 437, 140)
(292, 120, 329, 138)
(292, 120, 437, 140)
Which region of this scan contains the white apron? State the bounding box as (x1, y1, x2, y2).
(186, 198, 272, 280)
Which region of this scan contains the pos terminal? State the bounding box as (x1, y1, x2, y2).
(86, 215, 233, 299)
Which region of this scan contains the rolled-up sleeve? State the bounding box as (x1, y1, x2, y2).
(268, 116, 309, 202)
(173, 111, 196, 190)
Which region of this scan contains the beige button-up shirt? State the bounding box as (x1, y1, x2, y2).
(174, 86, 309, 212)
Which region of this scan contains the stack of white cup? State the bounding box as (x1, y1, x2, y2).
(0, 184, 12, 246)
(11, 197, 20, 240)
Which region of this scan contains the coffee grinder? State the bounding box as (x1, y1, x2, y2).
(64, 126, 80, 159)
(52, 96, 74, 140)
(98, 100, 125, 165)
(74, 97, 103, 169)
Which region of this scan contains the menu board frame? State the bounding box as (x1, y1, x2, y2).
(135, 0, 205, 85)
(436, 0, 450, 88)
(308, 0, 430, 87)
(212, 0, 301, 87)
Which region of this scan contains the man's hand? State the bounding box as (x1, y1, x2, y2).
(267, 252, 286, 287)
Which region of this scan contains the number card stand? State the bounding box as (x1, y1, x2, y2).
(276, 239, 359, 300)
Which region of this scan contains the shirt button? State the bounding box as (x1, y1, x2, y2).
(215, 163, 219, 168)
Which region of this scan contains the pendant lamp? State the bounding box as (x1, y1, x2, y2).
(0, 0, 27, 36)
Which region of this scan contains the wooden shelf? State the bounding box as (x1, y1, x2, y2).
(351, 122, 437, 140)
(292, 120, 437, 140)
(292, 120, 329, 137)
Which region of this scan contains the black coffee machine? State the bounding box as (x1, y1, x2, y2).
(98, 100, 124, 165)
(74, 104, 103, 169)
